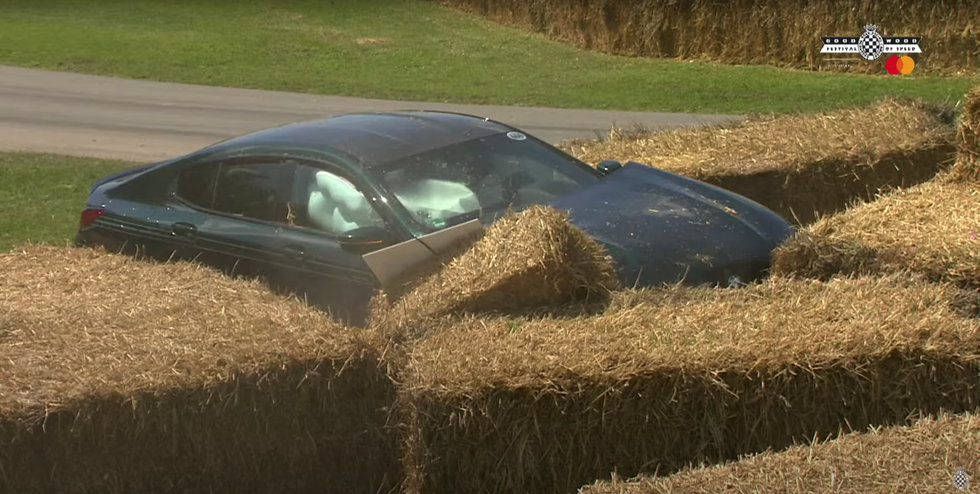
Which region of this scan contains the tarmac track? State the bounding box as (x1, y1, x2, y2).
(0, 65, 741, 162)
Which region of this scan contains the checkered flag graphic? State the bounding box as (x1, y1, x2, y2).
(953, 467, 970, 490)
(857, 25, 884, 60)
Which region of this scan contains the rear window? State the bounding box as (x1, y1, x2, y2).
(175, 163, 218, 208)
(174, 161, 295, 224)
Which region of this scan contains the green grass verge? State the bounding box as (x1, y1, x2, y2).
(0, 152, 133, 251)
(1, 0, 976, 114)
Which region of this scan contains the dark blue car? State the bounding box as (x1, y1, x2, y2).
(76, 111, 794, 323)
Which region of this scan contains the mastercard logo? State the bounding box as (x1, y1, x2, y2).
(885, 55, 915, 75)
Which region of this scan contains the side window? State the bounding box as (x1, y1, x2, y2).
(293, 165, 386, 236)
(211, 161, 295, 223)
(175, 163, 219, 209)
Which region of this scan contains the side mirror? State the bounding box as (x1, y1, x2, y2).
(339, 225, 395, 254)
(596, 160, 623, 175)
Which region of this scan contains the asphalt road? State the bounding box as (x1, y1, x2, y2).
(0, 65, 741, 162)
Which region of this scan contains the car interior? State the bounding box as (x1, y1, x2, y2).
(382, 168, 481, 229)
(375, 151, 579, 231)
(297, 167, 387, 236)
(173, 149, 588, 239)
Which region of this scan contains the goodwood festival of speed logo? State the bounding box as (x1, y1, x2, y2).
(953, 466, 970, 490)
(820, 24, 922, 61)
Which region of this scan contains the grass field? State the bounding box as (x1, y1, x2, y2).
(1, 0, 976, 114)
(0, 152, 131, 250)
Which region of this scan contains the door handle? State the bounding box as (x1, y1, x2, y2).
(171, 222, 197, 237)
(281, 244, 306, 260)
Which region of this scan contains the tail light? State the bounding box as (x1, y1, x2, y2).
(79, 208, 103, 228)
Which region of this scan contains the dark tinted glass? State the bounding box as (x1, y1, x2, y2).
(175, 163, 218, 209)
(211, 162, 295, 223)
(292, 164, 387, 235)
(370, 132, 600, 232)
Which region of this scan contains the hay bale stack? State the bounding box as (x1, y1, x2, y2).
(561, 98, 956, 225)
(772, 180, 980, 289)
(0, 245, 399, 494)
(398, 276, 980, 494)
(581, 411, 980, 493)
(435, 0, 978, 75)
(371, 206, 619, 334)
(948, 86, 980, 183)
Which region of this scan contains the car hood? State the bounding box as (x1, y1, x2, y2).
(549, 163, 795, 287)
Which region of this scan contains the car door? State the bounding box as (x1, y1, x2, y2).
(162, 156, 297, 283)
(161, 158, 220, 264)
(197, 158, 299, 283)
(271, 160, 404, 324)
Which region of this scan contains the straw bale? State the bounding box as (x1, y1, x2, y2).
(399, 276, 980, 494)
(0, 245, 399, 494)
(772, 180, 980, 289)
(948, 86, 980, 183)
(581, 410, 980, 493)
(370, 206, 619, 336)
(561, 98, 956, 225)
(435, 0, 978, 75)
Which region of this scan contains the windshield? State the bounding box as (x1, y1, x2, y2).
(369, 132, 601, 233)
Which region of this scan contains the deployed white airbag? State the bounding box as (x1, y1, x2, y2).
(391, 179, 480, 225)
(308, 171, 378, 234)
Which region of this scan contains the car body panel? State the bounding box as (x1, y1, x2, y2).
(78, 152, 396, 324)
(76, 111, 794, 324)
(549, 163, 793, 287)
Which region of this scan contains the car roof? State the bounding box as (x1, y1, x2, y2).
(202, 111, 516, 167)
